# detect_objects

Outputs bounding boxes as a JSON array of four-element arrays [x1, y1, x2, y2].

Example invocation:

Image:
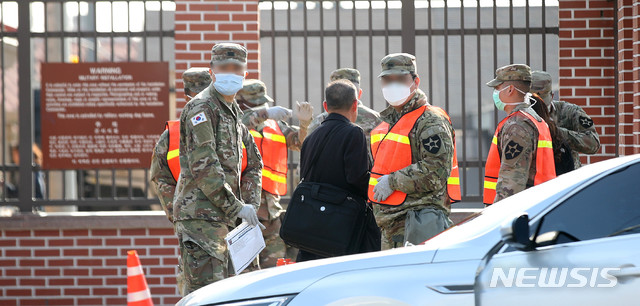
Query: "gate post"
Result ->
[[17, 1, 33, 212], [401, 0, 416, 54]]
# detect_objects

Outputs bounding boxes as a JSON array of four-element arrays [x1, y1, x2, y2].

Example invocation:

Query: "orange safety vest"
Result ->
[[368, 105, 461, 205], [165, 121, 248, 180], [165, 121, 180, 181], [250, 119, 288, 196], [483, 110, 556, 205]]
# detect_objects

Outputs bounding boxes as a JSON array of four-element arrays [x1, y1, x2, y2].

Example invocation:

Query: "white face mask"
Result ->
[[382, 82, 415, 106]]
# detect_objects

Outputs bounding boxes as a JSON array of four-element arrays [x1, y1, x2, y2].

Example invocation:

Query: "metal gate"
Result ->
[[0, 1, 175, 212], [259, 0, 559, 205]]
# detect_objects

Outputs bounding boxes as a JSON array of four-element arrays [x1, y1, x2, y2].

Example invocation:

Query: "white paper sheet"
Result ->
[[225, 222, 265, 275]]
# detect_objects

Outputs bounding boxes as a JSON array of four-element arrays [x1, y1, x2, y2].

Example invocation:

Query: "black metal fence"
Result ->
[[0, 0, 175, 212], [259, 0, 559, 205]]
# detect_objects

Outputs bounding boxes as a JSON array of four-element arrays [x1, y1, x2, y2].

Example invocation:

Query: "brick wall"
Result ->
[[0, 214, 180, 306], [558, 0, 640, 161], [616, 0, 640, 155], [558, 0, 617, 163], [174, 0, 261, 116]]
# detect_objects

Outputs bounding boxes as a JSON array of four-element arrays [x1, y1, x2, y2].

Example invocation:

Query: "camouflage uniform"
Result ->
[[173, 43, 263, 295], [486, 64, 546, 203], [373, 54, 455, 249], [150, 68, 212, 223], [531, 71, 600, 170], [237, 80, 308, 268], [149, 67, 213, 296], [308, 68, 382, 147]]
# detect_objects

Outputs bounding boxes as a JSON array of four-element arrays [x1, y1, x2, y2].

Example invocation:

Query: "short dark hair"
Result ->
[[504, 80, 531, 93], [324, 80, 357, 111]]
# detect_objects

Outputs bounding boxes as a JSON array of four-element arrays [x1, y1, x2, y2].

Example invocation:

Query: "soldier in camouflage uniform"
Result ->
[[237, 80, 313, 268], [172, 43, 263, 295], [151, 68, 212, 223], [149, 67, 212, 296], [371, 53, 455, 249], [530, 70, 600, 171], [485, 64, 554, 203], [308, 68, 382, 148]]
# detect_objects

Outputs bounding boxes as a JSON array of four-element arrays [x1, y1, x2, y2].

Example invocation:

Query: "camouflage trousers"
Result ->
[[380, 207, 453, 250], [175, 220, 232, 296], [258, 217, 286, 268]]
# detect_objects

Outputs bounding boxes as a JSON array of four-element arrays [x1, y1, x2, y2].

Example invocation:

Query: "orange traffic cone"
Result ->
[[127, 250, 154, 306]]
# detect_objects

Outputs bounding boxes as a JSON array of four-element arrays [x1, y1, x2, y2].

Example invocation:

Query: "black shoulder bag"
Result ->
[[279, 127, 368, 258]]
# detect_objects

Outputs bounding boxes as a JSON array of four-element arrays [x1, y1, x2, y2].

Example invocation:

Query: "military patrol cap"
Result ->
[[210, 43, 247, 66], [378, 53, 417, 78], [237, 79, 274, 105], [182, 67, 212, 95], [330, 68, 361, 85], [530, 70, 553, 105], [486, 64, 532, 87]]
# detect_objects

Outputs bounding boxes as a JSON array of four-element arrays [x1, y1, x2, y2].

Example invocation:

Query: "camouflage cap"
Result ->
[[530, 70, 553, 104], [486, 64, 532, 87], [182, 67, 212, 95], [237, 79, 274, 105], [330, 68, 361, 85], [210, 43, 247, 66], [378, 53, 416, 78]]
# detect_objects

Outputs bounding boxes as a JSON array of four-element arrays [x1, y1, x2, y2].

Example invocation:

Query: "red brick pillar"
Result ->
[[616, 0, 640, 155], [174, 0, 261, 115], [558, 0, 616, 163]]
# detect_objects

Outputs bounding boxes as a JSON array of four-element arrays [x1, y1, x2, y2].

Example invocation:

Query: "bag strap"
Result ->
[[301, 125, 339, 181]]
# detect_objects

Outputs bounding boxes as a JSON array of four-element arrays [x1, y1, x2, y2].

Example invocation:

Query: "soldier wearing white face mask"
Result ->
[[368, 53, 458, 249]]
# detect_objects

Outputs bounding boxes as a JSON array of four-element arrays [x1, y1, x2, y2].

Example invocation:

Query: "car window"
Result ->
[[534, 162, 640, 244]]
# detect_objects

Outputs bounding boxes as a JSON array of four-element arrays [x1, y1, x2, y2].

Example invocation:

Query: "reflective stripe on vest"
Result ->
[[252, 119, 288, 196], [165, 121, 180, 181], [483, 110, 557, 205], [368, 105, 426, 205], [369, 105, 461, 204]]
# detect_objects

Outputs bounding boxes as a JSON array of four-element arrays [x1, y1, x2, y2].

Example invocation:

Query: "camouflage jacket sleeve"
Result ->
[[242, 104, 270, 130], [149, 130, 176, 223], [556, 104, 600, 155], [307, 112, 327, 136], [494, 117, 537, 202], [240, 124, 263, 209], [388, 115, 454, 195], [279, 121, 306, 152], [183, 106, 244, 219]]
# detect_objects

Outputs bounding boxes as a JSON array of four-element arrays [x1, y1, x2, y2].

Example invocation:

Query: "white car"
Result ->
[[178, 155, 640, 306]]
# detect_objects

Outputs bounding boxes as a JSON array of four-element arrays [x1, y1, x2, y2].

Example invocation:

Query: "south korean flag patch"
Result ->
[[191, 112, 208, 126]]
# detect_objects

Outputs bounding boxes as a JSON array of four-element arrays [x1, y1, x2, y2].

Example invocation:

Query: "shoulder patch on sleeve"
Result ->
[[504, 140, 524, 160], [191, 112, 208, 126], [579, 116, 593, 128], [422, 134, 442, 154]]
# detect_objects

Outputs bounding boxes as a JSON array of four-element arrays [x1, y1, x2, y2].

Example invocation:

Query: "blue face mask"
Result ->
[[492, 86, 509, 111], [213, 73, 244, 95]]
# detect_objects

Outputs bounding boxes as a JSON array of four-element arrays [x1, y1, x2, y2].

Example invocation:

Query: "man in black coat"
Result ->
[[297, 79, 380, 262]]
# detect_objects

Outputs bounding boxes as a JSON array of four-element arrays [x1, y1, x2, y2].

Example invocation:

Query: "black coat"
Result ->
[[299, 113, 370, 199], [296, 112, 380, 262]]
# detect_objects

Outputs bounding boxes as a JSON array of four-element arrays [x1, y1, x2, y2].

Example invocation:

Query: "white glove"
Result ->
[[373, 175, 394, 202], [295, 101, 314, 126], [237, 204, 265, 229], [266, 106, 292, 121]]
